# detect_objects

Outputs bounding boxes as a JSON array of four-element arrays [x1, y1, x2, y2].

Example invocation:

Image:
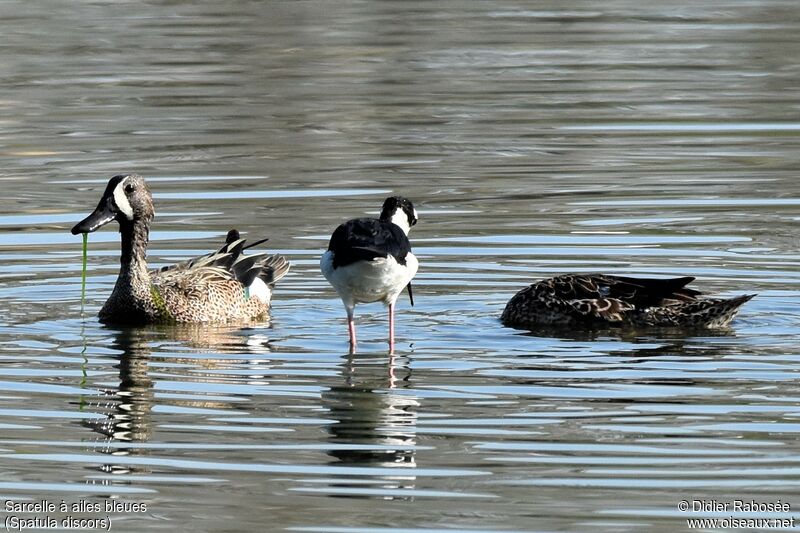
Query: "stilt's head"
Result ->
[[71, 174, 153, 234], [379, 196, 418, 235]]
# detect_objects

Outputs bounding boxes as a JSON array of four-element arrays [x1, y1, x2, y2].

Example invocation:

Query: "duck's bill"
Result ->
[[71, 202, 116, 235]]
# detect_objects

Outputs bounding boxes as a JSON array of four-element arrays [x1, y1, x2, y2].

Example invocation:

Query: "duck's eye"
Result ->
[[124, 183, 135, 194]]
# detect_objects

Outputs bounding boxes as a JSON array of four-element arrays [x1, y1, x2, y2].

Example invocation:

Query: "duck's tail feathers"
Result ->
[[675, 293, 756, 328]]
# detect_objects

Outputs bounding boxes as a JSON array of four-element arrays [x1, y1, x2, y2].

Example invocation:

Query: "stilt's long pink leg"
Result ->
[[347, 307, 357, 354], [388, 303, 395, 355]]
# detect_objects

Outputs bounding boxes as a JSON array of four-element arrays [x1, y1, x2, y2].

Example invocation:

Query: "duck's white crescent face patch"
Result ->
[[113, 179, 134, 220]]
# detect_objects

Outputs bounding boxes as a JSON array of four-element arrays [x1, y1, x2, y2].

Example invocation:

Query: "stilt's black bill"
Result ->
[[406, 282, 414, 306]]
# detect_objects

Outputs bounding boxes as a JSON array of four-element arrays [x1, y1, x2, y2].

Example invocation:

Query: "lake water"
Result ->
[[1, 1, 799, 531]]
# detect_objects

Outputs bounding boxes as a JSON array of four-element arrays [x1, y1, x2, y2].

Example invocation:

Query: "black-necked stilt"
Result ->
[[321, 196, 419, 353]]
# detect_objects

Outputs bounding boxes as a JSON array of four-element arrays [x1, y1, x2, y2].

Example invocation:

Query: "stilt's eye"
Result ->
[[125, 183, 135, 194]]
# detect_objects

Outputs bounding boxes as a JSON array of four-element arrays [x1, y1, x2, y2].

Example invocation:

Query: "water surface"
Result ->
[[1, 1, 799, 532]]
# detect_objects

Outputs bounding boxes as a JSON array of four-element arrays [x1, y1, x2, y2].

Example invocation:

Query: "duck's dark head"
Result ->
[[225, 229, 241, 244], [379, 196, 418, 235], [71, 174, 153, 235]]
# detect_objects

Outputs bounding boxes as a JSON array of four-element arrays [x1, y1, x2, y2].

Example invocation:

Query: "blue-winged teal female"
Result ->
[[501, 274, 753, 329]]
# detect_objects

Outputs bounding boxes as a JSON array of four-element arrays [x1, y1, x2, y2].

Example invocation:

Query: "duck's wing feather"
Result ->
[[257, 254, 291, 287], [153, 232, 290, 290], [156, 236, 244, 274], [541, 274, 701, 322], [328, 218, 411, 268], [545, 274, 700, 307], [231, 254, 263, 288]]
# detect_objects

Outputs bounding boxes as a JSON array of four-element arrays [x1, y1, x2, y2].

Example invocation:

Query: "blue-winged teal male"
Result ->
[[72, 174, 290, 324]]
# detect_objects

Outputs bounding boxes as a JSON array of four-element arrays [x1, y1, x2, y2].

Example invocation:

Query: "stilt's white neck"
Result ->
[[389, 210, 411, 235]]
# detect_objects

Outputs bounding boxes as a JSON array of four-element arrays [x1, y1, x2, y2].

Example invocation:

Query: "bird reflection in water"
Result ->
[[76, 323, 276, 483], [78, 328, 155, 479], [320, 353, 420, 498]]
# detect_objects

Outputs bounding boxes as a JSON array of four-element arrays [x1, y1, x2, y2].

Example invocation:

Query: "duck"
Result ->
[[321, 196, 419, 353], [71, 174, 290, 324], [501, 274, 754, 329]]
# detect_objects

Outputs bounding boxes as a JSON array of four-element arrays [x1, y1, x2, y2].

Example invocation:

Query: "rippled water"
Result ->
[[1, 1, 799, 531]]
